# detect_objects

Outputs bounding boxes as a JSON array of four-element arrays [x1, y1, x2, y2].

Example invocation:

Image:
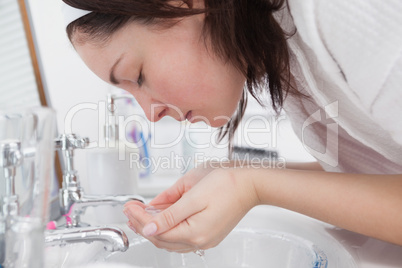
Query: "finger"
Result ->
[[124, 208, 194, 252], [146, 238, 194, 252], [124, 200, 147, 209], [123, 192, 206, 247], [152, 209, 208, 245], [128, 224, 194, 251], [143, 192, 205, 237], [124, 203, 153, 227], [150, 167, 208, 207], [126, 220, 138, 234], [125, 205, 189, 244], [149, 178, 186, 206], [170, 248, 198, 254]]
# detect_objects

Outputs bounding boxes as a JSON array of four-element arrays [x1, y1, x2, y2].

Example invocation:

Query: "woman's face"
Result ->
[[73, 15, 246, 127]]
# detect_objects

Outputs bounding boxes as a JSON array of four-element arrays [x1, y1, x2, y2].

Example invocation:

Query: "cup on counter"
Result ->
[[0, 107, 55, 268], [86, 145, 140, 224]]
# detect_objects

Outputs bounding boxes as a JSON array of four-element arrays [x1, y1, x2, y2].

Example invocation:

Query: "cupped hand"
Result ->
[[123, 168, 258, 252]]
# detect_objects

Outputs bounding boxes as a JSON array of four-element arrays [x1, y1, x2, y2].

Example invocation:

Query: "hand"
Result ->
[[151, 161, 219, 207], [123, 168, 259, 252]]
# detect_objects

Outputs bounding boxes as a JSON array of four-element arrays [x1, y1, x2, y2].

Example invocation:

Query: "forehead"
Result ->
[[71, 19, 129, 48], [70, 16, 176, 46], [73, 31, 125, 84], [72, 22, 169, 83]]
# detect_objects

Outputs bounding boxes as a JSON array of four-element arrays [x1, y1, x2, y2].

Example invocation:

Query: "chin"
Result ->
[[208, 118, 230, 128], [190, 118, 227, 127], [192, 112, 233, 127]]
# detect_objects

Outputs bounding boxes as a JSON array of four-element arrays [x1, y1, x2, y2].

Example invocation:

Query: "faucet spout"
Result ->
[[45, 226, 129, 252], [62, 191, 145, 227], [79, 194, 146, 208]]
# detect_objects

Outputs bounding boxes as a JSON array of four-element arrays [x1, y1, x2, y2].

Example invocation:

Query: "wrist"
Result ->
[[226, 167, 261, 210], [232, 166, 282, 207]]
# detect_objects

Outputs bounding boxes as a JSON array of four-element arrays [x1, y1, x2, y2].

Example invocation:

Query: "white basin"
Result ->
[[100, 228, 330, 268], [45, 205, 402, 268], [89, 206, 358, 268]]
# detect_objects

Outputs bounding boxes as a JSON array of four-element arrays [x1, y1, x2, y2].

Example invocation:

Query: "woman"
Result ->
[[62, 0, 402, 251]]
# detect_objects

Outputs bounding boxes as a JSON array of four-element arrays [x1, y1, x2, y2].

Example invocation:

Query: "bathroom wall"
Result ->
[[27, 0, 314, 192], [28, 0, 117, 190]]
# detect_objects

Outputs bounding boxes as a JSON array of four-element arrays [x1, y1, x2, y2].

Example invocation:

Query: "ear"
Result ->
[[181, 0, 205, 9], [183, 0, 193, 8], [191, 0, 205, 9]]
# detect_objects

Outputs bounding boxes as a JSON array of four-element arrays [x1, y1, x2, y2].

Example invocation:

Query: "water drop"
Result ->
[[194, 250, 209, 267], [194, 249, 205, 257], [180, 253, 186, 266]]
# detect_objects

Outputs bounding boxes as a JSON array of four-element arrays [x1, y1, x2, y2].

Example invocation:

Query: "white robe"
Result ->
[[277, 0, 402, 173]]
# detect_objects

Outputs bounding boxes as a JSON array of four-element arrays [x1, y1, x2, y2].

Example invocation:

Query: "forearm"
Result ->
[[197, 160, 323, 171], [237, 167, 402, 245], [280, 161, 324, 171]]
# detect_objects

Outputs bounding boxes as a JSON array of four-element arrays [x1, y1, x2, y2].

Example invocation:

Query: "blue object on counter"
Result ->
[[128, 124, 151, 178], [138, 131, 151, 178]]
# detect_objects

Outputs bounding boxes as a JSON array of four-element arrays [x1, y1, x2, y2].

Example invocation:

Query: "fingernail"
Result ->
[[143, 222, 157, 237]]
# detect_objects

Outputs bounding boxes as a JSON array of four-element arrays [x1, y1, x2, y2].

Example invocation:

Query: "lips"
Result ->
[[185, 110, 192, 122], [158, 109, 167, 119]]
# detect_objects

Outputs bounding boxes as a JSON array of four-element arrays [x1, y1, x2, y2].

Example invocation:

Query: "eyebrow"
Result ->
[[109, 56, 123, 85]]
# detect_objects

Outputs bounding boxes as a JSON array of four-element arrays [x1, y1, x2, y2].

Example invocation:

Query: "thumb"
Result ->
[[142, 195, 202, 237]]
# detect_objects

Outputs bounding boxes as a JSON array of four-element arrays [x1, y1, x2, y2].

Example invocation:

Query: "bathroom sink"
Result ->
[[45, 205, 402, 268], [89, 206, 357, 268], [100, 228, 330, 268]]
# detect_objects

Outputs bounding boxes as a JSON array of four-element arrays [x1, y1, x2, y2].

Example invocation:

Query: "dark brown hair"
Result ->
[[64, 0, 295, 153]]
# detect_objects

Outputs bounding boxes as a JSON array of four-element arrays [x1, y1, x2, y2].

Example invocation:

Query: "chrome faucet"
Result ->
[[0, 139, 41, 266], [0, 140, 22, 220], [55, 133, 145, 227], [44, 133, 144, 252], [45, 226, 129, 252], [1, 140, 23, 265]]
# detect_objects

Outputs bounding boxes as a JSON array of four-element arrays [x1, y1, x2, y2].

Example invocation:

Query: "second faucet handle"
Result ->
[[55, 134, 89, 151]]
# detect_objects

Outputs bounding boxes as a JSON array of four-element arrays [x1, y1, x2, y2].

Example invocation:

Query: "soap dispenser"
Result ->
[[86, 93, 140, 224]]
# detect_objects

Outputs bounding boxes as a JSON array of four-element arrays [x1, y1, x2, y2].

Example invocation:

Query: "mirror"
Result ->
[[0, 0, 62, 218]]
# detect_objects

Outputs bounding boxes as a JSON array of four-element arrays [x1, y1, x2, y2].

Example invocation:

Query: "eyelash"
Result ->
[[137, 71, 143, 86]]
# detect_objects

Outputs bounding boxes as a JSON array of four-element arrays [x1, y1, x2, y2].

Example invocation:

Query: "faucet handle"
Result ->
[[0, 140, 23, 169], [55, 134, 89, 151], [0, 140, 22, 190], [70, 135, 89, 149], [55, 134, 89, 190]]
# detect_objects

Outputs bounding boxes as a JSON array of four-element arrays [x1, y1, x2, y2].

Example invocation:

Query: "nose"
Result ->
[[133, 92, 167, 122], [148, 103, 168, 122]]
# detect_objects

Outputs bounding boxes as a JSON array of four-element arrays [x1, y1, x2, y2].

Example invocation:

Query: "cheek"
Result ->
[[147, 52, 210, 105], [145, 40, 245, 123]]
